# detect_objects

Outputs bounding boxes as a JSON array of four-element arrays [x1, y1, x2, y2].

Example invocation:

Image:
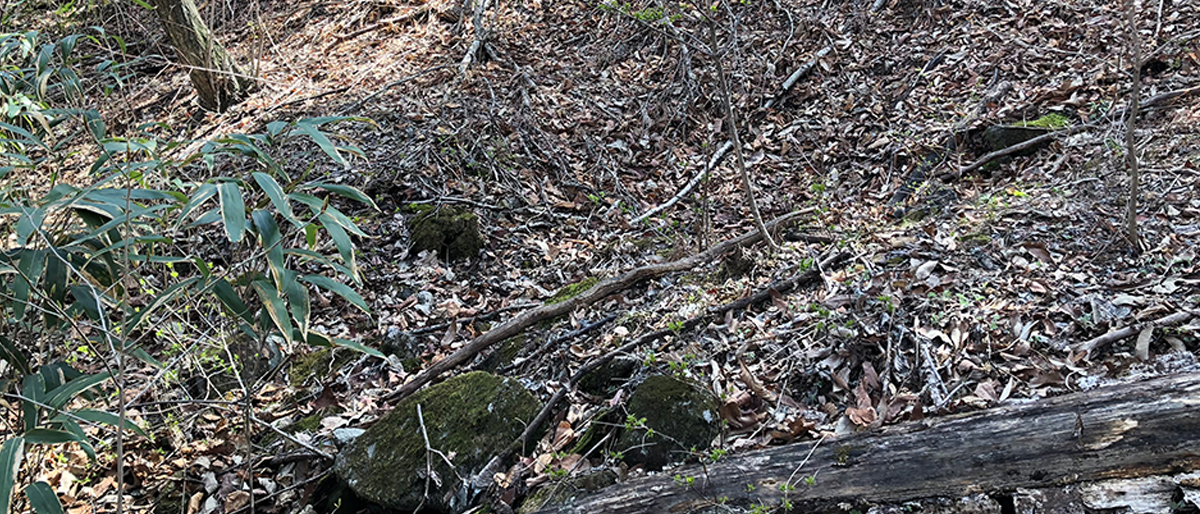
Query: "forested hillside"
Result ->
[[0, 0, 1197, 513]]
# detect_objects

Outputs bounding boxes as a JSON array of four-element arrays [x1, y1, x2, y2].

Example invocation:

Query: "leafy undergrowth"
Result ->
[[3, 0, 1199, 513]]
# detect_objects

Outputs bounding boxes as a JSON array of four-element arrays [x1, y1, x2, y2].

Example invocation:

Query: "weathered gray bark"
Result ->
[[150, 0, 256, 112], [532, 372, 1200, 514]]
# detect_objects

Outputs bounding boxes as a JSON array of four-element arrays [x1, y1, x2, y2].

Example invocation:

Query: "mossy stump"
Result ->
[[334, 371, 540, 513]]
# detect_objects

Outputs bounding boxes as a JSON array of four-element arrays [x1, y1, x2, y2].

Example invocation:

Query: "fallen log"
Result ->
[[531, 372, 1200, 514]]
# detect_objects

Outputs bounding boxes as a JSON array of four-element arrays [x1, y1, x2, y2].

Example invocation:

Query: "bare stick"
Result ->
[[632, 141, 732, 224], [708, 19, 776, 250], [1123, 0, 1143, 249], [384, 211, 804, 404], [1071, 311, 1196, 358]]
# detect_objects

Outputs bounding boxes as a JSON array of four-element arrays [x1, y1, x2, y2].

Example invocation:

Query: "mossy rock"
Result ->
[[334, 371, 541, 513], [1017, 113, 1070, 129], [984, 121, 1051, 156], [409, 205, 484, 260], [617, 375, 719, 471]]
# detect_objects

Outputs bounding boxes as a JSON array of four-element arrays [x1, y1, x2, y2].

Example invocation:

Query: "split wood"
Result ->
[[1071, 310, 1197, 357], [383, 210, 805, 404]]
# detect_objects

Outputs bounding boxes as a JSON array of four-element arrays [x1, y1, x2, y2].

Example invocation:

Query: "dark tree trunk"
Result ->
[[150, 0, 256, 112], [531, 372, 1200, 514]]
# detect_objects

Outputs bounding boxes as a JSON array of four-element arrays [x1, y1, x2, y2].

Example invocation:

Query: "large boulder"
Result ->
[[618, 374, 720, 471], [335, 371, 541, 513]]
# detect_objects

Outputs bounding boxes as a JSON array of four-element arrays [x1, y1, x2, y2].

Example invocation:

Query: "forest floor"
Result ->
[[14, 0, 1200, 512]]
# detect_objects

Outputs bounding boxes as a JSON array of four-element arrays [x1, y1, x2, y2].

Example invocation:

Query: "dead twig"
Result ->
[[708, 17, 776, 250]]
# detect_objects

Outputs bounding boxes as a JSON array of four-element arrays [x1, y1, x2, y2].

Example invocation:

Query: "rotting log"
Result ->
[[531, 372, 1200, 514]]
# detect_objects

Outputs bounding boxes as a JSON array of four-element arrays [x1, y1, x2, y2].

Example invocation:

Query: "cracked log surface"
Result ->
[[532, 373, 1200, 514]]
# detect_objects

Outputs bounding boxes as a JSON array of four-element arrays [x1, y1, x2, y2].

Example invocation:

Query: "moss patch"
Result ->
[[334, 371, 541, 513], [288, 348, 355, 387], [408, 205, 484, 260], [547, 277, 600, 304], [1018, 113, 1070, 129]]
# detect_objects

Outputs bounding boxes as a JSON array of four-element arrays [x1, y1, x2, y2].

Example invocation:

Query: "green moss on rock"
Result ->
[[618, 374, 719, 471], [409, 206, 484, 260], [334, 371, 541, 513]]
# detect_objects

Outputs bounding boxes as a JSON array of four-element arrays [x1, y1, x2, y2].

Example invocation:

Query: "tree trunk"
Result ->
[[531, 372, 1200, 514], [150, 0, 256, 112]]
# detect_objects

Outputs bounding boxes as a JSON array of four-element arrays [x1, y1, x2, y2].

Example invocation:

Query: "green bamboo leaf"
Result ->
[[16, 206, 46, 246], [61, 409, 148, 438], [45, 372, 111, 411], [295, 120, 348, 168], [330, 337, 384, 358], [53, 419, 95, 461], [285, 248, 355, 280], [21, 374, 43, 432], [318, 206, 368, 237], [307, 183, 378, 210], [178, 182, 217, 225], [25, 481, 64, 514], [251, 210, 285, 286], [83, 109, 105, 141], [211, 278, 253, 325], [252, 280, 293, 345], [126, 346, 164, 369], [217, 181, 246, 243], [282, 271, 310, 339], [0, 436, 26, 514], [301, 274, 369, 314], [252, 173, 298, 226], [0, 121, 48, 149], [0, 336, 29, 375], [68, 285, 102, 321], [23, 429, 82, 445], [317, 213, 357, 280]]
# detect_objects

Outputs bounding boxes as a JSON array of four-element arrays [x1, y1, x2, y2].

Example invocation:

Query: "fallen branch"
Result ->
[[383, 210, 806, 404], [467, 250, 851, 501], [938, 124, 1097, 180], [1071, 310, 1197, 357], [531, 372, 1200, 514], [632, 141, 733, 225]]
